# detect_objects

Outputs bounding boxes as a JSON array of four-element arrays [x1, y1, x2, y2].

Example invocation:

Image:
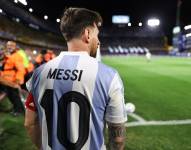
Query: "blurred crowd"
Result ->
[[0, 41, 56, 116]]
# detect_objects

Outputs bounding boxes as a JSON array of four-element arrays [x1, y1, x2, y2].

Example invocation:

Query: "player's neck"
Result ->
[[67, 39, 90, 55]]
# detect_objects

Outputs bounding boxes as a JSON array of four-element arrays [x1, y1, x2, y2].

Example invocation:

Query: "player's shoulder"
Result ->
[[98, 61, 118, 76], [33, 63, 46, 77]]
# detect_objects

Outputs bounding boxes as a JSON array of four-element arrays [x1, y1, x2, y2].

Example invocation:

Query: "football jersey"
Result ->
[[27, 51, 127, 150]]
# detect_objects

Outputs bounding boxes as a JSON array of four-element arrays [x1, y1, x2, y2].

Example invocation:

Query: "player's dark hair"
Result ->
[[60, 7, 102, 41]]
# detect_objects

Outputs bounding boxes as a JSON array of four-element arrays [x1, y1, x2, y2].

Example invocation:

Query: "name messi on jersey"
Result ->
[[47, 68, 83, 81]]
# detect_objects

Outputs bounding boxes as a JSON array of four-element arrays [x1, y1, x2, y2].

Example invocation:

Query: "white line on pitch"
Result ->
[[128, 113, 146, 122], [125, 119, 191, 127]]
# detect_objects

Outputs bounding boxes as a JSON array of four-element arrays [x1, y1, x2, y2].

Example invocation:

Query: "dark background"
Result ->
[[26, 0, 191, 39]]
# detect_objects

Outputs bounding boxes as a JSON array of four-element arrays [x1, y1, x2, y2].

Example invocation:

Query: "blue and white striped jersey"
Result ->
[[27, 51, 127, 150]]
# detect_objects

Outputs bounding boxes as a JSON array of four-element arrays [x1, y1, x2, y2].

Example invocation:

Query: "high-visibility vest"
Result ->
[[17, 49, 29, 68], [0, 52, 25, 84]]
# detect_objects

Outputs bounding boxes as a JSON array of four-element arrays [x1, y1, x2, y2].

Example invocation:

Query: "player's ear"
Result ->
[[82, 28, 91, 43]]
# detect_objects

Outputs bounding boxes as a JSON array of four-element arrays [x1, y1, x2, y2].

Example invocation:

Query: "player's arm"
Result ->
[[106, 72, 127, 150], [107, 122, 126, 150], [25, 109, 41, 149], [24, 93, 41, 149]]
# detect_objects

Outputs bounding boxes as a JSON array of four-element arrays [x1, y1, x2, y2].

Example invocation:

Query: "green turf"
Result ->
[[103, 56, 191, 121], [0, 56, 191, 150], [0, 113, 37, 150], [103, 56, 191, 150], [0, 99, 37, 150], [126, 125, 191, 150]]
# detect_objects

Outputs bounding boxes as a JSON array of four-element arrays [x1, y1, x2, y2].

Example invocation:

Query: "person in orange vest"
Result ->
[[34, 49, 56, 68], [0, 41, 25, 116]]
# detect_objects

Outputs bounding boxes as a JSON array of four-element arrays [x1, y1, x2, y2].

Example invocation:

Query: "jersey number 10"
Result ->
[[40, 90, 91, 150]]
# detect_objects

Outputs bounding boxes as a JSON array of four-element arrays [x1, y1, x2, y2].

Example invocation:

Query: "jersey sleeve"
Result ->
[[105, 72, 127, 124], [25, 92, 36, 112], [26, 75, 33, 92]]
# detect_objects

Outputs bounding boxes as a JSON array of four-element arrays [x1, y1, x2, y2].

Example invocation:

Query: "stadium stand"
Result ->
[[0, 15, 66, 51], [100, 26, 167, 55], [0, 2, 168, 56]]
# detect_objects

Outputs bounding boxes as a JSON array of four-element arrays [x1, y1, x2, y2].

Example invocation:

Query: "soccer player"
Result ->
[[145, 51, 151, 62], [24, 7, 127, 150]]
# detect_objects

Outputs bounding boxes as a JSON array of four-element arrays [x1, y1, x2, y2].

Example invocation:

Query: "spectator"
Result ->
[[0, 41, 25, 116], [34, 49, 56, 68]]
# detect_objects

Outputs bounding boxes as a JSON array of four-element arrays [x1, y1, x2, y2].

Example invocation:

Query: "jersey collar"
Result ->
[[59, 51, 89, 56]]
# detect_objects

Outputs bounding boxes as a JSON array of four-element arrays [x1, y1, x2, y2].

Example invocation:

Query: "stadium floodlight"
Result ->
[[18, 0, 27, 5], [14, 0, 18, 3], [139, 22, 143, 26], [0, 9, 2, 13], [33, 50, 37, 55], [128, 22, 131, 27], [184, 25, 191, 30], [186, 33, 191, 38], [16, 18, 20, 22], [173, 26, 181, 34], [56, 18, 60, 23], [147, 18, 160, 27], [112, 15, 130, 24], [29, 8, 33, 13], [44, 15, 48, 20]]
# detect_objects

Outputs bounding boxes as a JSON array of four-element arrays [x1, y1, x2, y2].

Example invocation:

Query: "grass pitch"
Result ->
[[103, 56, 191, 150]]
